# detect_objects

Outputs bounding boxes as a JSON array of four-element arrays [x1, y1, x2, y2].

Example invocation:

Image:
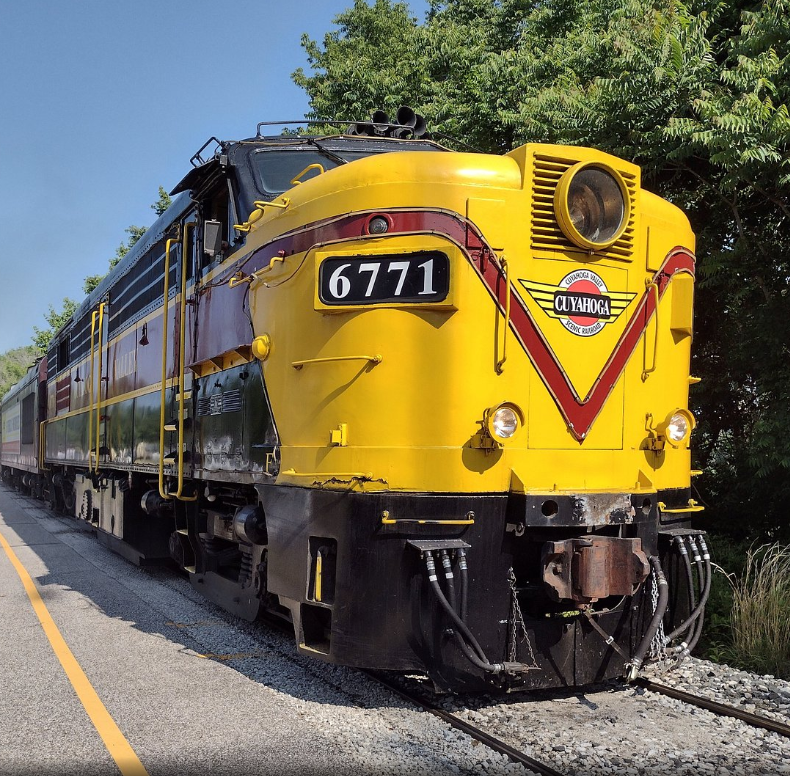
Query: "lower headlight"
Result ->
[[485, 402, 524, 441], [665, 409, 696, 445], [492, 407, 518, 438]]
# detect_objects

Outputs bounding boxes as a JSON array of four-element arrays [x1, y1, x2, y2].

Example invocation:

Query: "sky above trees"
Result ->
[[0, 0, 429, 354]]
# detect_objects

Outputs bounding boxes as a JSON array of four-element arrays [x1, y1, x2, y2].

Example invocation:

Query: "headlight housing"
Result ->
[[484, 402, 524, 441], [554, 162, 629, 250], [661, 409, 696, 447]]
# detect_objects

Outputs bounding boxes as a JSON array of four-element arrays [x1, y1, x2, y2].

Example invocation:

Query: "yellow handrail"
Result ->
[[94, 301, 106, 474], [658, 500, 705, 514], [158, 237, 177, 500], [642, 279, 660, 381], [380, 511, 475, 526], [495, 255, 509, 374], [233, 198, 290, 233], [88, 310, 98, 471], [291, 354, 382, 369], [175, 223, 197, 501], [289, 163, 325, 186]]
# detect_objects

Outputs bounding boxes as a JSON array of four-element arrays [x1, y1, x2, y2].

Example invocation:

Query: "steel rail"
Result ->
[[365, 671, 565, 776], [635, 678, 790, 738]]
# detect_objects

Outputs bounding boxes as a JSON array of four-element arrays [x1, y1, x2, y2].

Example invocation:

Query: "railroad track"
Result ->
[[634, 677, 790, 739], [365, 671, 565, 776]]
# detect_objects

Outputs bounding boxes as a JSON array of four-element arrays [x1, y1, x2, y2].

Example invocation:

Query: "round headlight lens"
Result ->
[[667, 413, 691, 443], [492, 407, 519, 439], [556, 164, 628, 248]]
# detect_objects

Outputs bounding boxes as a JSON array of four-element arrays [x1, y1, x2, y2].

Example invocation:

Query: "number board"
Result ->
[[319, 252, 449, 305]]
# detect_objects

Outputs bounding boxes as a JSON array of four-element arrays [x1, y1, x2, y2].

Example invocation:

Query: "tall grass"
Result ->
[[729, 543, 790, 678]]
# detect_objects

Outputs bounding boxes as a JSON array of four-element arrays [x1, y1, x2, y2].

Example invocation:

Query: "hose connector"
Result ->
[[424, 551, 438, 582]]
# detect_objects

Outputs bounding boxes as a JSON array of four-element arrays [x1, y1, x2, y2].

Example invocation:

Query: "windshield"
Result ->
[[251, 148, 376, 195]]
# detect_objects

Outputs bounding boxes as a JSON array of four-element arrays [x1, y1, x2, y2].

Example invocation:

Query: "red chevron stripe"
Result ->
[[475, 246, 695, 440], [243, 209, 694, 442]]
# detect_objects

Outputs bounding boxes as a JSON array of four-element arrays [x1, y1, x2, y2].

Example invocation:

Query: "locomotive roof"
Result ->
[[49, 123, 449, 348], [70, 192, 194, 329], [171, 132, 447, 197]]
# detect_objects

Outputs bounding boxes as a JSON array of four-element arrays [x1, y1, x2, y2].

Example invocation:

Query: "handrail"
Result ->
[[381, 511, 475, 526], [158, 237, 177, 500], [289, 163, 325, 186], [175, 223, 198, 501], [658, 500, 705, 514], [495, 255, 509, 374], [292, 354, 382, 369], [642, 279, 660, 380], [88, 310, 98, 471], [233, 197, 290, 233], [227, 254, 288, 289], [94, 301, 106, 474]]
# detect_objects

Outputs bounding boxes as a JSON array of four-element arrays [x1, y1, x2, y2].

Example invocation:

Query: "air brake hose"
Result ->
[[627, 555, 668, 681], [439, 550, 458, 612], [664, 535, 712, 646], [457, 548, 469, 622], [662, 535, 698, 643], [679, 534, 697, 611], [423, 552, 503, 674], [674, 537, 711, 658]]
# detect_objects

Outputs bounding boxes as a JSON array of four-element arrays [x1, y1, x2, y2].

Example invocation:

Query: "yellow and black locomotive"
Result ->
[[1, 110, 708, 690]]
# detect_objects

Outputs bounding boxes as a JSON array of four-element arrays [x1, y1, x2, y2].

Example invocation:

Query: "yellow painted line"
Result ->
[[0, 530, 149, 776]]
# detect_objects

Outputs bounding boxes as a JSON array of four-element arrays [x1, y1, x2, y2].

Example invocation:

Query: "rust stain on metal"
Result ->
[[541, 536, 649, 603]]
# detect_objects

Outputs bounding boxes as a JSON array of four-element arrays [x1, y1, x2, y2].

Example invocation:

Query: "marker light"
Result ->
[[367, 215, 390, 234], [554, 163, 629, 250]]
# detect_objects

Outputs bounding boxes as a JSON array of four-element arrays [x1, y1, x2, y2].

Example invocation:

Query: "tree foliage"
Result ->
[[31, 297, 78, 352], [151, 186, 173, 217], [0, 345, 39, 399], [295, 0, 790, 540], [34, 188, 168, 347]]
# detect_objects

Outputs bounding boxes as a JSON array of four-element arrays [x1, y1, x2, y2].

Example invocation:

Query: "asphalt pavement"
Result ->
[[0, 484, 385, 776]]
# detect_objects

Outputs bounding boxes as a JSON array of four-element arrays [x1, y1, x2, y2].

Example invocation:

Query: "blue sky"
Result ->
[[0, 0, 428, 353]]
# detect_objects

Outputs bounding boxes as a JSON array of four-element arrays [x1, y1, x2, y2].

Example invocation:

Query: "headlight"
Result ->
[[663, 409, 695, 446], [554, 163, 629, 249], [492, 407, 518, 438], [484, 402, 524, 441]]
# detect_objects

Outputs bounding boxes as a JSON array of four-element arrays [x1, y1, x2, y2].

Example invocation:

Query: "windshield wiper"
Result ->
[[307, 138, 349, 167]]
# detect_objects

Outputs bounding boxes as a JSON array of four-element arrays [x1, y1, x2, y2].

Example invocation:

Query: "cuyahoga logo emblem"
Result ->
[[520, 270, 636, 337]]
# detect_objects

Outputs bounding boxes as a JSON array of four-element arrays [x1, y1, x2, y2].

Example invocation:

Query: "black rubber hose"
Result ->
[[424, 552, 499, 672], [457, 548, 469, 623], [439, 550, 457, 613], [661, 535, 697, 645], [665, 536, 712, 646], [627, 555, 669, 680], [679, 535, 697, 611], [676, 538, 711, 657]]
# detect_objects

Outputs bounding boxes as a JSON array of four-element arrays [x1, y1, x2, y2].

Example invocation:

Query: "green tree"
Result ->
[[0, 345, 39, 398], [111, 224, 148, 269], [32, 297, 78, 352], [295, 0, 790, 539], [151, 185, 173, 217]]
